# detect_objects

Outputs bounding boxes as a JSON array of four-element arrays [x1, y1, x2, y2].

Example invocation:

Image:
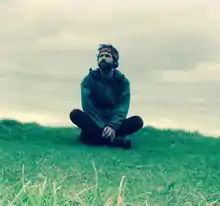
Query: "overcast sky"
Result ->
[[1, 0, 220, 137]]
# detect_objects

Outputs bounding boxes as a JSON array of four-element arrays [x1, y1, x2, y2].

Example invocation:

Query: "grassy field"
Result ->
[[0, 119, 220, 206]]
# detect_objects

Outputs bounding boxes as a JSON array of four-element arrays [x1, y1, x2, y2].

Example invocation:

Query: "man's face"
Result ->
[[97, 52, 114, 70], [98, 52, 113, 63]]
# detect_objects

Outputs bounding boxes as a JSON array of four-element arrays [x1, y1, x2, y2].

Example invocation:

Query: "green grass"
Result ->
[[0, 119, 220, 205]]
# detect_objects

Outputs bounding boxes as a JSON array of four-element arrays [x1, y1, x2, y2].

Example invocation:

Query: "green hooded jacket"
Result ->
[[81, 68, 130, 131]]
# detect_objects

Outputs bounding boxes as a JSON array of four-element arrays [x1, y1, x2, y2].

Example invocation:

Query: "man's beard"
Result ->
[[98, 60, 113, 71]]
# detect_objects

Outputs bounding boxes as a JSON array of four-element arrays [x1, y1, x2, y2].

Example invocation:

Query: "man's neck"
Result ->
[[99, 68, 113, 79]]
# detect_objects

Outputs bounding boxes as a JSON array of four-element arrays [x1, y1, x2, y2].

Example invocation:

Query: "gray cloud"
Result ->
[[1, 0, 220, 82], [1, 1, 220, 59]]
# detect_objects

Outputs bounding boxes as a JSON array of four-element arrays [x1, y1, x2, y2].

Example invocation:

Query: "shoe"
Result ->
[[79, 130, 87, 143], [123, 136, 132, 149], [110, 135, 131, 149], [79, 130, 106, 146]]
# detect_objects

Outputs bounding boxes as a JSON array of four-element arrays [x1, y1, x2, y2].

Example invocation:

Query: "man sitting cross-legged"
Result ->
[[69, 44, 144, 149]]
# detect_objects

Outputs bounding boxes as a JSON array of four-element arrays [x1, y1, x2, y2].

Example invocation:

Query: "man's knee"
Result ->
[[132, 115, 144, 129], [69, 109, 83, 122]]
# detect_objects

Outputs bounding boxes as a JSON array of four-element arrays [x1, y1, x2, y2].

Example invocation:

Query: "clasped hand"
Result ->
[[102, 126, 116, 142]]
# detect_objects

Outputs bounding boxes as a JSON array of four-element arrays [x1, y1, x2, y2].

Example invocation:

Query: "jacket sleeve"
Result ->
[[106, 79, 130, 130], [81, 76, 106, 129]]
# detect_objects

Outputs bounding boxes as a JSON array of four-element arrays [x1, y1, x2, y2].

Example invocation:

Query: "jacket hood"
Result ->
[[89, 68, 125, 80]]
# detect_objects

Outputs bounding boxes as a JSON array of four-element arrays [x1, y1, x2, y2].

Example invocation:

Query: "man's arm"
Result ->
[[81, 76, 106, 129], [106, 79, 130, 130]]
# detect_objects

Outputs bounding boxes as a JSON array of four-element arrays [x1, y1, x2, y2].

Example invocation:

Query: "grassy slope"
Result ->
[[0, 119, 220, 206]]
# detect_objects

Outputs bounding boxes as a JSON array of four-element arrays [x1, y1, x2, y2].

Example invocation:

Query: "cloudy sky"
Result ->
[[1, 0, 220, 137]]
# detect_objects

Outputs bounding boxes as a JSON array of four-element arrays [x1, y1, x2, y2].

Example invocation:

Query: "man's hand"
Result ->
[[102, 126, 116, 141]]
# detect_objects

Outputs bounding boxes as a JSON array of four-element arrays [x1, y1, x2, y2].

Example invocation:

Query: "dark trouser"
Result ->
[[69, 109, 144, 145]]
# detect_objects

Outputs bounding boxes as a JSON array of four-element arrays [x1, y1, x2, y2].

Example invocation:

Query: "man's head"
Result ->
[[97, 44, 119, 72]]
